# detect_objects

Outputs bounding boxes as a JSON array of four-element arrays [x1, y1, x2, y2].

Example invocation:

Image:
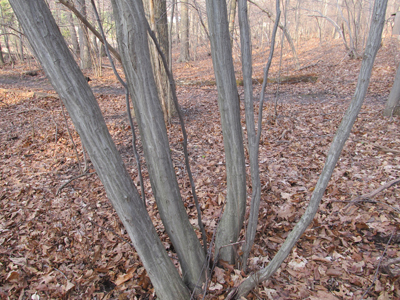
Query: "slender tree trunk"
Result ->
[[230, 0, 388, 296], [68, 11, 80, 57], [179, 0, 190, 61], [76, 0, 92, 69], [238, 0, 261, 271], [111, 0, 205, 291], [17, 24, 23, 61], [228, 0, 237, 48], [168, 0, 176, 120], [384, 62, 400, 116], [144, 0, 173, 121], [206, 0, 246, 264], [0, 40, 4, 66], [9, 0, 190, 299]]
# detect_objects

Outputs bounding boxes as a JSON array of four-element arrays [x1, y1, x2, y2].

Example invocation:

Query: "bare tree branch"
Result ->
[[58, 0, 121, 63]]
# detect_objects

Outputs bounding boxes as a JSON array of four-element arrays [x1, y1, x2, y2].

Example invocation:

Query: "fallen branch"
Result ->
[[382, 257, 400, 277], [56, 171, 95, 195], [361, 231, 394, 299], [373, 144, 400, 154], [343, 178, 400, 212]]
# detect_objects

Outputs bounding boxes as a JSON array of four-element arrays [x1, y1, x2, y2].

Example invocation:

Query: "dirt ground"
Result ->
[[0, 39, 399, 299]]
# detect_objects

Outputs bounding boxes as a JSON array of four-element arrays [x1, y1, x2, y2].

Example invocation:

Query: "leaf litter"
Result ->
[[0, 39, 399, 299]]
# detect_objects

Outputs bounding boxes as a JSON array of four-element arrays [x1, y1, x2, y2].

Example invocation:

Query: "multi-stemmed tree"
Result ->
[[9, 0, 387, 298]]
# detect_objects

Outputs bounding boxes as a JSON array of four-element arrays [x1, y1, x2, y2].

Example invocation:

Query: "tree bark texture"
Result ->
[[67, 11, 80, 57], [179, 0, 190, 61], [9, 0, 190, 298], [144, 0, 173, 121], [110, 0, 206, 290], [228, 0, 237, 48], [230, 0, 388, 297], [384, 62, 400, 116], [76, 0, 92, 69], [238, 0, 262, 271], [206, 0, 247, 264]]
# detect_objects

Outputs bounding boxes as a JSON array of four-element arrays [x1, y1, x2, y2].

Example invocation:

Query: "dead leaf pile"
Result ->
[[0, 38, 399, 299]]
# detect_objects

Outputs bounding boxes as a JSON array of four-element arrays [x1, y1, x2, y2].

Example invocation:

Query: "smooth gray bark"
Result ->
[[228, 0, 237, 48], [229, 0, 387, 297], [76, 0, 92, 69], [238, 0, 260, 271], [9, 0, 190, 299], [67, 11, 80, 57], [384, 62, 400, 116], [239, 0, 280, 271], [206, 0, 247, 264], [144, 0, 172, 121], [179, 0, 190, 61], [111, 0, 206, 290]]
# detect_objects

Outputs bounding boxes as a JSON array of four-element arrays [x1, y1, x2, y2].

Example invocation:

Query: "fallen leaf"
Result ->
[[6, 270, 19, 281], [326, 268, 342, 276]]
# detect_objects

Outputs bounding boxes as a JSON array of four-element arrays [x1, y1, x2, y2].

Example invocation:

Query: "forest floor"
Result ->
[[0, 38, 400, 300]]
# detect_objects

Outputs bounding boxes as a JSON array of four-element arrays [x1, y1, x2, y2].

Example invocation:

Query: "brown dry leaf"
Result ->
[[1, 40, 399, 299], [326, 268, 342, 276], [63, 280, 75, 293], [377, 291, 390, 300], [114, 266, 137, 286], [214, 266, 225, 283], [309, 290, 339, 300], [9, 256, 27, 266], [6, 270, 19, 281], [217, 193, 225, 205]]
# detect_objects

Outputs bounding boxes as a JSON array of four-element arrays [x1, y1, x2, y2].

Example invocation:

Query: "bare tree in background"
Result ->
[[76, 0, 92, 69], [179, 0, 190, 61], [384, 62, 400, 116]]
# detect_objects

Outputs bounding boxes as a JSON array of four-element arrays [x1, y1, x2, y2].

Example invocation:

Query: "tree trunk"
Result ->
[[9, 0, 190, 299], [0, 40, 4, 66], [144, 0, 173, 121], [111, 0, 206, 291], [384, 62, 400, 116], [230, 0, 388, 297], [206, 0, 246, 264], [179, 0, 190, 61], [238, 0, 265, 272], [17, 24, 23, 61], [67, 11, 80, 57], [76, 0, 92, 69], [228, 0, 237, 48]]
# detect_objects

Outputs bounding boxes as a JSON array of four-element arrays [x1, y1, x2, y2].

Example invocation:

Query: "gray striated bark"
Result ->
[[384, 62, 400, 116], [206, 0, 247, 264], [110, 0, 206, 291], [9, 0, 190, 298]]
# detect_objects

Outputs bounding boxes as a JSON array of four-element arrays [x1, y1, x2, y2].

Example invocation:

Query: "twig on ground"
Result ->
[[60, 100, 82, 173], [56, 171, 95, 195], [84, 216, 134, 249], [343, 178, 400, 212], [373, 144, 400, 154], [361, 230, 395, 299]]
